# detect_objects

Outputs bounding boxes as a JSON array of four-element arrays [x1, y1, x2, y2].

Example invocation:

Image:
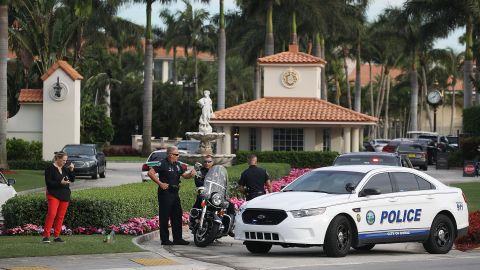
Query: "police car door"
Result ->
[[355, 172, 403, 244], [387, 172, 435, 239]]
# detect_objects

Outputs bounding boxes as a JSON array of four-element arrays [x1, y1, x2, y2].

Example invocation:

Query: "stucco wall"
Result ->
[[42, 69, 81, 160], [6, 104, 43, 142], [331, 128, 343, 153], [418, 103, 462, 135], [263, 66, 322, 98]]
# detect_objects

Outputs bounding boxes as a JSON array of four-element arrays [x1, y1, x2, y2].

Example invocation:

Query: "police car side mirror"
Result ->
[[345, 183, 355, 193], [7, 178, 16, 186], [359, 188, 381, 197]]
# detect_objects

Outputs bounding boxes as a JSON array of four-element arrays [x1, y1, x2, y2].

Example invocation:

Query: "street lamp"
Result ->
[[426, 81, 443, 132]]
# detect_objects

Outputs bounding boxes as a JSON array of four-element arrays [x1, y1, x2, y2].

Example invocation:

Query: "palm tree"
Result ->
[[217, 0, 226, 110], [158, 9, 182, 83], [0, 0, 8, 169], [405, 0, 480, 109]]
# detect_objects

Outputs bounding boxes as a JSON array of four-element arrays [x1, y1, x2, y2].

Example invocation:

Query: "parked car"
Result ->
[[140, 149, 187, 182], [62, 144, 106, 179], [370, 139, 391, 152], [397, 142, 428, 170], [176, 140, 201, 154], [382, 139, 411, 153], [235, 165, 469, 257], [333, 152, 413, 168], [0, 171, 16, 219]]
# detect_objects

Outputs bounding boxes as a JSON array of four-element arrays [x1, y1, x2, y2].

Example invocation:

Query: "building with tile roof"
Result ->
[[210, 45, 377, 154]]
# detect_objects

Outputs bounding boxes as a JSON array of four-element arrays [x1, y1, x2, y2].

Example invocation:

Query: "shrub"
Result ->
[[463, 106, 480, 136], [235, 150, 339, 168], [6, 138, 42, 161], [103, 145, 140, 156], [8, 160, 51, 170], [2, 163, 291, 228], [460, 136, 480, 161]]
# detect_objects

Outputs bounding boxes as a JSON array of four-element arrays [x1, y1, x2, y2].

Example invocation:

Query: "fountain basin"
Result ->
[[179, 153, 236, 166]]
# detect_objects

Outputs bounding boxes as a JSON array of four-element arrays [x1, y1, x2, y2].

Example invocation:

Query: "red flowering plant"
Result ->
[[454, 211, 480, 251]]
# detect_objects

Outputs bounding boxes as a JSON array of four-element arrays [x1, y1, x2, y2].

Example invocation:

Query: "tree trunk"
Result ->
[[0, 4, 8, 169], [343, 48, 352, 109], [105, 83, 111, 118], [383, 76, 391, 139], [290, 11, 297, 44], [172, 46, 177, 84], [265, 0, 274, 56], [421, 66, 433, 131], [354, 42, 361, 112], [464, 16, 473, 109], [374, 65, 385, 118], [368, 62, 374, 138], [409, 68, 419, 132], [142, 1, 153, 156], [194, 46, 199, 95], [320, 37, 327, 101], [335, 78, 341, 105], [217, 0, 225, 110], [450, 82, 456, 135], [254, 64, 261, 99]]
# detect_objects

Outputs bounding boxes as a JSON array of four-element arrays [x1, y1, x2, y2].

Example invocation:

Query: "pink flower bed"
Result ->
[[0, 168, 311, 237]]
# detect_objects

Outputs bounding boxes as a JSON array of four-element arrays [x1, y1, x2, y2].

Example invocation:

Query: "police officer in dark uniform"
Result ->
[[239, 154, 272, 201], [148, 146, 196, 245]]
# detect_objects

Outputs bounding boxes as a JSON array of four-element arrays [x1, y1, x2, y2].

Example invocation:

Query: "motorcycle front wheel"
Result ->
[[193, 220, 220, 247]]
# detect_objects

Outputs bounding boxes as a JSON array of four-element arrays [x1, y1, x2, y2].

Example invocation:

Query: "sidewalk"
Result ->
[[0, 229, 232, 270], [424, 167, 479, 184]]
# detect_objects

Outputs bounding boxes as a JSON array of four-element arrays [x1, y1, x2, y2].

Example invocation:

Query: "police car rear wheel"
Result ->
[[353, 244, 375, 251], [245, 241, 272, 254], [423, 214, 454, 254], [323, 215, 352, 257]]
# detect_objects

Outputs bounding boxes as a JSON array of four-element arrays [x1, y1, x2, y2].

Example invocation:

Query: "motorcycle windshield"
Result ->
[[202, 165, 228, 199]]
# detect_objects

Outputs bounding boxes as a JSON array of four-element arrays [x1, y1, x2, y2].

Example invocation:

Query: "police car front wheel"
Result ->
[[323, 215, 353, 257], [423, 214, 455, 254]]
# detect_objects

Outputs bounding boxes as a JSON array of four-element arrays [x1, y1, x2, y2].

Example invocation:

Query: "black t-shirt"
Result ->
[[45, 163, 75, 201], [153, 158, 187, 188], [194, 167, 210, 187], [238, 165, 270, 193]]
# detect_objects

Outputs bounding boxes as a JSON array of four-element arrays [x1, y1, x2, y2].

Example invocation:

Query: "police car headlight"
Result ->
[[239, 204, 247, 214], [290, 207, 326, 218], [210, 193, 222, 206]]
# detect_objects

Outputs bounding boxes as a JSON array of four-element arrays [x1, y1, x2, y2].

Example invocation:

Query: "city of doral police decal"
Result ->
[[281, 68, 300, 89], [366, 210, 375, 225]]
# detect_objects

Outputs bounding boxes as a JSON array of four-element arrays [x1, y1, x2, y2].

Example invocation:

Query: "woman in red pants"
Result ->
[[43, 151, 75, 243]]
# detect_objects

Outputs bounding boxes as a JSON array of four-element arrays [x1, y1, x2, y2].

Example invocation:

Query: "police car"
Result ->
[[235, 165, 469, 257]]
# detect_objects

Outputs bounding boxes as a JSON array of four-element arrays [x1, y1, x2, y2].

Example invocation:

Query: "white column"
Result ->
[[351, 127, 359, 152], [162, 60, 169, 83], [260, 128, 273, 151], [343, 127, 351, 153], [223, 125, 231, 154], [239, 127, 250, 151]]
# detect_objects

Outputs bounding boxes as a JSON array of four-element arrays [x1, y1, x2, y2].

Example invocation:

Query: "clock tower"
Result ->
[[41, 61, 83, 160]]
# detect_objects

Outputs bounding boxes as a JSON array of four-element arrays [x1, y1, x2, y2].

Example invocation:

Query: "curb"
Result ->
[[132, 230, 160, 248]]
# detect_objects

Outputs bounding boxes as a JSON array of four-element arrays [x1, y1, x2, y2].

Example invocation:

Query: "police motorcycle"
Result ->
[[189, 164, 235, 247]]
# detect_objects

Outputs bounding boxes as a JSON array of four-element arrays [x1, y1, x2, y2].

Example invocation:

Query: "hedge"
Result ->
[[2, 162, 290, 229], [235, 150, 339, 168], [463, 106, 480, 136], [7, 160, 51, 170], [6, 138, 42, 161]]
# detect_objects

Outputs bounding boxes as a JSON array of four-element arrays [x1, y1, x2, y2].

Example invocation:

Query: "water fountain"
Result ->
[[179, 90, 236, 166]]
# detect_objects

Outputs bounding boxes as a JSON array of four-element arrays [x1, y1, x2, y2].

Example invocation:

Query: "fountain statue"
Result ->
[[180, 90, 236, 165]]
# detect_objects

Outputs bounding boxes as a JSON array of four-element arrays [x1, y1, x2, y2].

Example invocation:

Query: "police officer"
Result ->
[[238, 154, 272, 201], [148, 146, 196, 245]]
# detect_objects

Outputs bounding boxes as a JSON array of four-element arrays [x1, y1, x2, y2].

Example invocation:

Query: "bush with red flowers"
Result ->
[[455, 211, 480, 251]]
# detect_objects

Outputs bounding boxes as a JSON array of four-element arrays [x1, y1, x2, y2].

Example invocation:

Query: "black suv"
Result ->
[[62, 144, 106, 179]]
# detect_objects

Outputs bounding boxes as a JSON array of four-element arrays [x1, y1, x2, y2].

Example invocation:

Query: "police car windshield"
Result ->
[[334, 156, 399, 166], [283, 171, 365, 194]]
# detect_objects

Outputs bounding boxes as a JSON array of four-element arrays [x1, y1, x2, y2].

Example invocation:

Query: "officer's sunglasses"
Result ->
[[170, 153, 180, 156], [204, 160, 213, 163]]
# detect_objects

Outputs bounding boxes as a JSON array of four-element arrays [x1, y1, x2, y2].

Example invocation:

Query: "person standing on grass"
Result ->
[[238, 154, 272, 201], [42, 151, 75, 243]]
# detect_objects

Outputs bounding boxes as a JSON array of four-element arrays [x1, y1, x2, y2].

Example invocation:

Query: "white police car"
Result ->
[[0, 171, 16, 219], [235, 165, 469, 257]]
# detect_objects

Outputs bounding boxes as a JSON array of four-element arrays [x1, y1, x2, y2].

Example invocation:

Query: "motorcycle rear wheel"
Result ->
[[194, 221, 219, 247]]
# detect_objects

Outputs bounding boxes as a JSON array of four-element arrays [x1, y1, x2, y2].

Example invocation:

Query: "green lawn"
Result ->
[[8, 170, 44, 192], [451, 182, 480, 212], [106, 156, 146, 162], [0, 235, 142, 258]]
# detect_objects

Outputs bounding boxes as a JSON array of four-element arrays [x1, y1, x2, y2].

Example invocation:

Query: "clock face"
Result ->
[[427, 90, 441, 105], [281, 68, 300, 88], [49, 81, 68, 101]]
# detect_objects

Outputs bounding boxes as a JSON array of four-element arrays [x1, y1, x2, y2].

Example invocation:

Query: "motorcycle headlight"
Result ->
[[210, 193, 222, 206], [290, 207, 326, 218]]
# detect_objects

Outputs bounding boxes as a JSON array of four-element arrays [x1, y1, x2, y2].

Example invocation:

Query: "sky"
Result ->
[[118, 0, 464, 53]]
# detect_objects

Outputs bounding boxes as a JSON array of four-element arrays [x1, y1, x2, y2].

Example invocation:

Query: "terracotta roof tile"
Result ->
[[41, 60, 83, 81], [18, 89, 43, 103], [258, 45, 326, 65], [348, 64, 403, 86], [212, 97, 377, 123]]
